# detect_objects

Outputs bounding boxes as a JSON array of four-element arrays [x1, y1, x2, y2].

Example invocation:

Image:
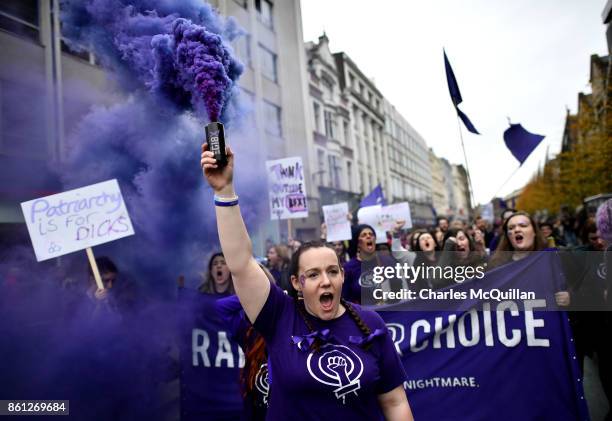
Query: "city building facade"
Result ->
[[333, 51, 388, 201], [451, 164, 471, 221], [429, 149, 450, 217], [305, 34, 362, 213], [212, 0, 317, 247], [383, 99, 435, 226]]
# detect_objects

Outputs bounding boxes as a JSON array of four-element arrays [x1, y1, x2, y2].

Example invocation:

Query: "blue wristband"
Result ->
[[214, 194, 239, 207], [214, 198, 239, 207]]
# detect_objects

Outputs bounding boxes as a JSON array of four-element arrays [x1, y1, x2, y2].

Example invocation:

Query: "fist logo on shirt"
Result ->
[[306, 345, 364, 404], [327, 356, 350, 386]]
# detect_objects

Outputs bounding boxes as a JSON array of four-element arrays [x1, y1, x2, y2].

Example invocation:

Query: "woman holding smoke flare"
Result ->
[[200, 143, 413, 420]]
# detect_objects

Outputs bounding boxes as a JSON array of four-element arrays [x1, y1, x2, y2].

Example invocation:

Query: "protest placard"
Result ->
[[379, 202, 412, 231], [357, 205, 387, 243], [481, 202, 494, 223], [265, 157, 308, 220], [20, 179, 135, 262], [322, 202, 351, 242]]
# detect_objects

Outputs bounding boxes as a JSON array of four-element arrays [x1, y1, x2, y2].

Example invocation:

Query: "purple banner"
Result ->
[[379, 252, 589, 420]]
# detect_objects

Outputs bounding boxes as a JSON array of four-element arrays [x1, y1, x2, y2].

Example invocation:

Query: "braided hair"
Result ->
[[289, 241, 374, 352]]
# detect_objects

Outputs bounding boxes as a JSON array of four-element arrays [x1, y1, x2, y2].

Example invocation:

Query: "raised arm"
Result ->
[[390, 220, 415, 265], [201, 143, 270, 323]]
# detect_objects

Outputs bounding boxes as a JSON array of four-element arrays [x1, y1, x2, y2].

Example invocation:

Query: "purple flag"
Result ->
[[444, 50, 480, 135], [503, 123, 545, 165], [360, 184, 387, 207]]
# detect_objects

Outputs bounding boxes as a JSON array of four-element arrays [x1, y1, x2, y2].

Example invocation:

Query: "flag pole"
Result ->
[[491, 164, 521, 200], [455, 115, 476, 209]]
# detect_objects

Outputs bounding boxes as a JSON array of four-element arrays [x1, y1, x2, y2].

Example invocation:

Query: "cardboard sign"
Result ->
[[20, 179, 135, 261], [322, 202, 351, 242], [265, 157, 308, 220], [481, 203, 494, 223], [357, 205, 387, 243], [380, 202, 413, 231], [358, 202, 413, 242]]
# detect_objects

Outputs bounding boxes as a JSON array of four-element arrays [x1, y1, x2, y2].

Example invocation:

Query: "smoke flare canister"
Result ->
[[205, 122, 227, 167]]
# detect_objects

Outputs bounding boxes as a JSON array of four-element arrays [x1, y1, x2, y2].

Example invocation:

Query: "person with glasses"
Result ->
[[200, 144, 413, 420]]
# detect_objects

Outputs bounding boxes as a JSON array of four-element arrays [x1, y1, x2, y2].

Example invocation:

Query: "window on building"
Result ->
[[343, 120, 349, 146], [255, 0, 273, 30], [317, 148, 326, 185], [233, 0, 248, 8], [259, 44, 277, 82], [349, 73, 355, 88], [240, 88, 256, 128], [328, 155, 340, 188], [347, 161, 353, 191], [324, 110, 335, 139], [321, 78, 333, 102], [0, 0, 39, 41], [233, 34, 251, 67], [0, 78, 46, 157], [263, 100, 282, 137], [313, 102, 321, 133]]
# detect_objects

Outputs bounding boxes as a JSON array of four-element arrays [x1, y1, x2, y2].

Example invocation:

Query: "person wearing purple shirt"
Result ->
[[200, 144, 413, 420], [343, 224, 400, 305]]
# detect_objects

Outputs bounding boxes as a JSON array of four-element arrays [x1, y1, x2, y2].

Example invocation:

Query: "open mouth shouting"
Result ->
[[364, 240, 375, 253], [514, 233, 524, 247], [319, 292, 335, 312]]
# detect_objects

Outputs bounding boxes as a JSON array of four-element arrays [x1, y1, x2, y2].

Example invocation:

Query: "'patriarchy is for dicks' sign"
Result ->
[[265, 157, 308, 220], [20, 179, 135, 261]]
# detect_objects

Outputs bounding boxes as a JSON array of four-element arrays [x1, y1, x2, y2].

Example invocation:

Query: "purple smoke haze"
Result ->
[[61, 0, 244, 122], [1, 1, 267, 419]]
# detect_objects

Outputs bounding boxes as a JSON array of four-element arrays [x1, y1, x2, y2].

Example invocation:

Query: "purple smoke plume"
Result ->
[[61, 0, 244, 122]]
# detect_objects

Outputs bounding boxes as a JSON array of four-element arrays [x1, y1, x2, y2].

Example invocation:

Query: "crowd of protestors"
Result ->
[[2, 155, 610, 420], [196, 142, 612, 420], [233, 200, 611, 420], [1, 194, 607, 420]]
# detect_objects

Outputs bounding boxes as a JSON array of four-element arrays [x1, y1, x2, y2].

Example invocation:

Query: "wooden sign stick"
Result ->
[[86, 247, 104, 290]]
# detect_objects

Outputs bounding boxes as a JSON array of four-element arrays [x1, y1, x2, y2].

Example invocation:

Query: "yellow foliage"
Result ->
[[518, 58, 612, 214]]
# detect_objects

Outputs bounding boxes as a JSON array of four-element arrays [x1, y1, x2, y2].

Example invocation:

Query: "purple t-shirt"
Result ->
[[343, 254, 397, 304], [254, 283, 406, 420]]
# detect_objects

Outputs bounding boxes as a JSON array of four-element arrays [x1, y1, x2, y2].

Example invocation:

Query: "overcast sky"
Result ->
[[301, 0, 609, 206]]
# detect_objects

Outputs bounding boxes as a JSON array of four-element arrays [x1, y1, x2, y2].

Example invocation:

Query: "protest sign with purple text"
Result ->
[[265, 157, 308, 220], [20, 179, 135, 261]]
